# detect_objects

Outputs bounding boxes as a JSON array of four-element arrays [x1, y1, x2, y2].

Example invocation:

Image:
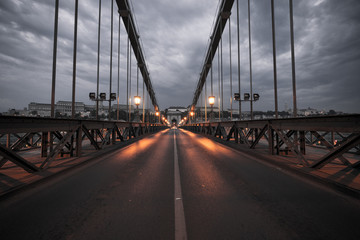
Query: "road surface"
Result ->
[[1, 128, 360, 240]]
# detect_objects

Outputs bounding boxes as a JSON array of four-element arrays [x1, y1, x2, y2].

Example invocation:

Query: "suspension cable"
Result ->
[[229, 16, 233, 121], [236, 0, 241, 120], [220, 19, 224, 120], [248, 0, 253, 120], [271, 0, 278, 119], [126, 17, 129, 122], [96, 0, 101, 120], [129, 41, 132, 121], [142, 77, 145, 122], [109, 0, 113, 120], [289, 0, 297, 117], [218, 48, 221, 120], [117, 13, 120, 120]]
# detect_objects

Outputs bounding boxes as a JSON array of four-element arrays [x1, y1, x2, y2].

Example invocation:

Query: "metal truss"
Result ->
[[182, 115, 360, 169], [0, 116, 165, 173]]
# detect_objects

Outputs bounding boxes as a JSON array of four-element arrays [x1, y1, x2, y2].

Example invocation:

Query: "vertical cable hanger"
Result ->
[[71, 0, 78, 119], [220, 18, 224, 121], [129, 40, 132, 122], [126, 16, 130, 122], [248, 0, 253, 120], [205, 77, 207, 122], [218, 48, 221, 120], [289, 0, 297, 117], [96, 0, 102, 120], [271, 0, 278, 119], [117, 12, 121, 120], [229, 16, 233, 121], [109, 0, 114, 120], [142, 76, 145, 122], [51, 0, 59, 118], [236, 0, 241, 120]]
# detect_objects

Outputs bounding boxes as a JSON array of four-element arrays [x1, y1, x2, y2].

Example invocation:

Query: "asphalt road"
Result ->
[[1, 128, 360, 240]]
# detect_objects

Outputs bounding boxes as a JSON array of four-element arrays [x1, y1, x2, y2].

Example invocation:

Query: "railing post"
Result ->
[[6, 134, 10, 148], [234, 126, 239, 143], [112, 127, 116, 144], [70, 134, 74, 157], [300, 130, 306, 155], [268, 124, 274, 155], [41, 132, 48, 157], [76, 126, 82, 157]]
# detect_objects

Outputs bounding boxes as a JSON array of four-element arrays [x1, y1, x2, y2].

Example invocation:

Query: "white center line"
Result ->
[[174, 129, 187, 240]]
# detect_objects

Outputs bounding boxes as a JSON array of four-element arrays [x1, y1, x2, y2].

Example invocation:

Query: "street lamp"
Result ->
[[155, 111, 160, 123], [208, 96, 215, 121], [233, 92, 260, 120], [190, 111, 194, 123], [133, 96, 141, 122], [208, 96, 215, 106], [89, 92, 116, 120], [134, 96, 141, 106]]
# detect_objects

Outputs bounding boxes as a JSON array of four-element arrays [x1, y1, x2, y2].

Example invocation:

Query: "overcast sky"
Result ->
[[0, 0, 359, 113]]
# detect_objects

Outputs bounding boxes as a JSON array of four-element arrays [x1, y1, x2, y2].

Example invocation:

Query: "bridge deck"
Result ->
[[1, 128, 360, 240]]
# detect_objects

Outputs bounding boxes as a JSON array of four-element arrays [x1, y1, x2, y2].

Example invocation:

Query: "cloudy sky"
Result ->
[[0, 0, 360, 114]]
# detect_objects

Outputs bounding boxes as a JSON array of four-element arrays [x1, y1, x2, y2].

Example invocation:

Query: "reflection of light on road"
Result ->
[[183, 130, 236, 158], [112, 130, 169, 161], [179, 129, 232, 196]]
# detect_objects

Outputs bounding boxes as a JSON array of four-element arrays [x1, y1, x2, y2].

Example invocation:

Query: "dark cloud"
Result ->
[[0, 0, 359, 114]]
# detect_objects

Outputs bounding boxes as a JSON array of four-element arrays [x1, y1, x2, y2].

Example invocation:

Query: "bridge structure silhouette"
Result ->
[[1, 0, 360, 239]]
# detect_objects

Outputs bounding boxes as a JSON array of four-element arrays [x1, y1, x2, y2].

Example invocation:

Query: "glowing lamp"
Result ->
[[190, 111, 194, 117], [134, 96, 141, 106], [208, 96, 215, 106], [155, 111, 160, 117]]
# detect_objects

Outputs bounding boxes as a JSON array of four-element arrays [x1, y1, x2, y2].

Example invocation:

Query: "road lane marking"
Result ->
[[174, 130, 187, 240]]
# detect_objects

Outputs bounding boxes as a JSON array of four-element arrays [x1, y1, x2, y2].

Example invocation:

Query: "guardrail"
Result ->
[[0, 116, 167, 173], [181, 114, 360, 169]]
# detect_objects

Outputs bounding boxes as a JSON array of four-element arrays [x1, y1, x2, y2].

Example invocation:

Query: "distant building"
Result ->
[[56, 101, 85, 115], [29, 101, 85, 117], [111, 104, 136, 113], [166, 106, 187, 124], [28, 102, 51, 117]]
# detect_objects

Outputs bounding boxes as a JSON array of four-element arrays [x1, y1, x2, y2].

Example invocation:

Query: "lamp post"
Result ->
[[208, 96, 215, 121], [155, 111, 160, 123], [89, 92, 116, 120], [190, 111, 194, 124], [233, 92, 260, 120], [134, 96, 141, 122]]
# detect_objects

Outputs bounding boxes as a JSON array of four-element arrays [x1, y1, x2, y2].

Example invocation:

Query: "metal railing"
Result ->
[[181, 114, 360, 169], [0, 116, 166, 173]]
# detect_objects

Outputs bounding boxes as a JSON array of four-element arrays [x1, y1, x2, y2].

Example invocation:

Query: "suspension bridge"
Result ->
[[1, 0, 360, 239]]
